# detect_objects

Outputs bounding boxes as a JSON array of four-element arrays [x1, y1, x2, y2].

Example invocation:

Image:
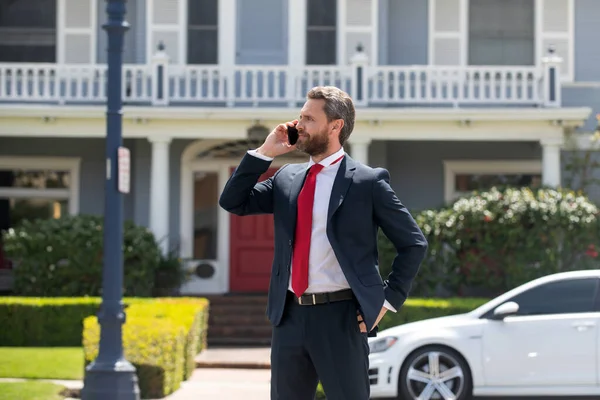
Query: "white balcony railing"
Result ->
[[0, 46, 563, 108]]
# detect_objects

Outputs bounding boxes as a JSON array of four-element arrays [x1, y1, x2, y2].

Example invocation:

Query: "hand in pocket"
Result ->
[[357, 311, 367, 333]]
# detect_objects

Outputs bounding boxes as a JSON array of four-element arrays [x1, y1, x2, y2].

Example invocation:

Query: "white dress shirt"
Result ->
[[247, 148, 396, 313]]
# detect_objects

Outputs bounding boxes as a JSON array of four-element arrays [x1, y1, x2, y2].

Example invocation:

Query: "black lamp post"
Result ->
[[80, 0, 139, 399]]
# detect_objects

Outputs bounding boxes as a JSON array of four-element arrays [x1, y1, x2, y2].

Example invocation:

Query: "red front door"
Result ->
[[229, 167, 279, 293]]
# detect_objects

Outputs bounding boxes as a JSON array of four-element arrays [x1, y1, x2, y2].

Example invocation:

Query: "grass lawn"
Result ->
[[0, 347, 84, 380], [0, 382, 67, 400]]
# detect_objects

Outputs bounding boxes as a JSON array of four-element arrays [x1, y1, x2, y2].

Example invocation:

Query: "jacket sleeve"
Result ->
[[219, 152, 281, 216], [372, 168, 428, 310]]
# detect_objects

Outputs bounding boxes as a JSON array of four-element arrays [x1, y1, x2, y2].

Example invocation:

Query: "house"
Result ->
[[0, 0, 597, 297]]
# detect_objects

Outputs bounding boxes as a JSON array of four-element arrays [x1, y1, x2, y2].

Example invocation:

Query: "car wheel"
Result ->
[[398, 345, 472, 400]]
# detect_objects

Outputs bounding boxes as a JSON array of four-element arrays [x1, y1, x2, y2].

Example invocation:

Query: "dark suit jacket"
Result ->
[[219, 152, 428, 337]]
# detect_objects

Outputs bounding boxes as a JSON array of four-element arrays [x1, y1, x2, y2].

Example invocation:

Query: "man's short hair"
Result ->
[[307, 86, 356, 146]]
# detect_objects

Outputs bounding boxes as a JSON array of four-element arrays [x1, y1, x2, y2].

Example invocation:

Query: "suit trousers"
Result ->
[[270, 291, 370, 400]]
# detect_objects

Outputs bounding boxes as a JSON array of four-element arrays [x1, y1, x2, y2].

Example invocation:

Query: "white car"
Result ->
[[368, 270, 600, 399]]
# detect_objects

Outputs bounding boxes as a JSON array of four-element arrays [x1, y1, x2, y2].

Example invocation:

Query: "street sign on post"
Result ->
[[118, 147, 130, 194]]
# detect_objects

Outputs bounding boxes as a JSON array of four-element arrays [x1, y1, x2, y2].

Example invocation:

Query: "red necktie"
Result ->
[[291, 156, 344, 297]]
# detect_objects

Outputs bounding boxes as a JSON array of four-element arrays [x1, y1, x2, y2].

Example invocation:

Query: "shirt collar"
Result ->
[[307, 147, 346, 169]]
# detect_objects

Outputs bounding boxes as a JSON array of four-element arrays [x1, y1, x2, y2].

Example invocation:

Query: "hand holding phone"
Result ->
[[287, 125, 299, 145]]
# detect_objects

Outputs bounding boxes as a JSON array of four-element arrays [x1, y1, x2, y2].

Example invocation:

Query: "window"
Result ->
[[306, 0, 336, 65], [187, 0, 218, 64], [0, 0, 57, 62], [193, 171, 218, 260], [468, 0, 535, 66], [443, 160, 542, 203], [506, 278, 599, 316], [0, 157, 80, 270]]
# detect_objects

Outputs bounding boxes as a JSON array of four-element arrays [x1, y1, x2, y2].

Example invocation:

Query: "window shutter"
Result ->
[[428, 0, 467, 65], [147, 0, 182, 63], [536, 0, 573, 81], [341, 0, 378, 65], [58, 0, 96, 63]]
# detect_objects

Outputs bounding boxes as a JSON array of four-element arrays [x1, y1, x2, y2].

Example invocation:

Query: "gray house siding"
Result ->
[[236, 0, 289, 65], [574, 0, 600, 82], [132, 138, 151, 228], [383, 141, 543, 211], [381, 0, 428, 66], [562, 87, 600, 132]]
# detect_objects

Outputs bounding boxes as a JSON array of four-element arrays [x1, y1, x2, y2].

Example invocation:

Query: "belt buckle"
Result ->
[[298, 293, 317, 305]]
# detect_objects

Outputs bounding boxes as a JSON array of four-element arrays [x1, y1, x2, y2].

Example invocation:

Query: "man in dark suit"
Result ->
[[219, 86, 428, 400]]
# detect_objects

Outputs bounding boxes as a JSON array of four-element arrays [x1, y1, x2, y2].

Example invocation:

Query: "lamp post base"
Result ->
[[81, 360, 140, 400]]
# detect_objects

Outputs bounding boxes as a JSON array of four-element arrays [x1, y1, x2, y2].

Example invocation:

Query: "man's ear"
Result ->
[[331, 119, 344, 133]]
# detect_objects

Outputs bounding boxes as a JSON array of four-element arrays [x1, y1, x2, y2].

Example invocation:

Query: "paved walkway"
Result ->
[[167, 368, 271, 400]]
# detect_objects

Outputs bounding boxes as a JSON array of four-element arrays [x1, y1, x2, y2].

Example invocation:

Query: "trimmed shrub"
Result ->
[[1, 215, 161, 297], [82, 297, 209, 397], [378, 187, 600, 297], [83, 316, 186, 399], [123, 298, 210, 380]]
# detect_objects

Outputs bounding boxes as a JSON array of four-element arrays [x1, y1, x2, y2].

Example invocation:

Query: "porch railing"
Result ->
[[0, 46, 563, 108]]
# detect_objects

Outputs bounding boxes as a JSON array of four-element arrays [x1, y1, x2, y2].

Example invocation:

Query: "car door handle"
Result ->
[[572, 321, 596, 331]]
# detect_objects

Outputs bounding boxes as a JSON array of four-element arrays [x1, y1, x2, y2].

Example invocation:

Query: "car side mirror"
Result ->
[[491, 301, 519, 320]]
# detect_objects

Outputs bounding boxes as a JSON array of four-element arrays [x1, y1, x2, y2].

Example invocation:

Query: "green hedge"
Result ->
[[1, 215, 161, 297], [378, 187, 600, 297], [378, 297, 488, 331], [0, 298, 208, 352], [0, 297, 102, 346]]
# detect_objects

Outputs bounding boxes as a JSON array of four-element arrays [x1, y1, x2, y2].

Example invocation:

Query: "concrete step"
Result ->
[[209, 314, 271, 326], [205, 295, 269, 305], [205, 337, 272, 348], [208, 303, 267, 316], [208, 325, 272, 338]]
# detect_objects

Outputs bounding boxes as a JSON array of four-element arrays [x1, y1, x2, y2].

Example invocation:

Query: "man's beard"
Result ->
[[296, 129, 329, 157]]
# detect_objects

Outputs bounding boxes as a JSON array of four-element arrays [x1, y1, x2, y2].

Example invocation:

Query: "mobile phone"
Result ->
[[287, 125, 299, 145]]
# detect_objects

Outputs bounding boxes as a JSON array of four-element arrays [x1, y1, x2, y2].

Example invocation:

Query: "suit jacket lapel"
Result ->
[[327, 155, 355, 221]]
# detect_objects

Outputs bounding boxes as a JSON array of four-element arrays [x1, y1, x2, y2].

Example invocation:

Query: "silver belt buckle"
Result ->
[[297, 294, 317, 305]]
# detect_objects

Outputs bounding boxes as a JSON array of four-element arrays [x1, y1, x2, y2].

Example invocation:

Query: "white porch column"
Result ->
[[350, 137, 372, 165], [149, 136, 172, 254], [541, 137, 563, 187]]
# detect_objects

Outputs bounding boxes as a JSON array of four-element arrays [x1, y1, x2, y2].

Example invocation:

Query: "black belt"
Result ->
[[290, 289, 354, 306]]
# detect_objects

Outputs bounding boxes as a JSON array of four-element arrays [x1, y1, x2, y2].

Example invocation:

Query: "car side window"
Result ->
[[506, 278, 599, 316]]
